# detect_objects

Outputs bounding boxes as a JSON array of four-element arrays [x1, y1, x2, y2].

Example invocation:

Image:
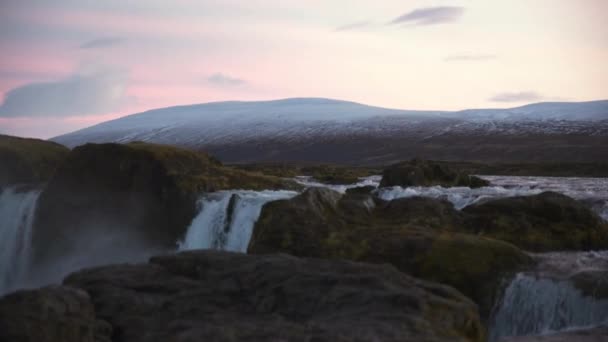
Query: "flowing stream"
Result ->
[[490, 251, 608, 341], [0, 187, 40, 295]]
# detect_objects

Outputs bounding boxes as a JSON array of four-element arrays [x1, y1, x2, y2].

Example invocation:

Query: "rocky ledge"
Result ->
[[499, 324, 608, 342], [0, 250, 483, 342]]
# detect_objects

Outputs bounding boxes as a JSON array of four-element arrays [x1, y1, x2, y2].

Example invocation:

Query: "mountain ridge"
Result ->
[[51, 98, 608, 165]]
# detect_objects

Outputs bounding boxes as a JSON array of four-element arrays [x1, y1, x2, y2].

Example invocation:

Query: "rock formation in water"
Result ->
[[0, 134, 69, 188], [463, 191, 608, 251], [31, 142, 300, 266], [0, 250, 484, 342], [380, 159, 490, 188], [248, 187, 532, 318]]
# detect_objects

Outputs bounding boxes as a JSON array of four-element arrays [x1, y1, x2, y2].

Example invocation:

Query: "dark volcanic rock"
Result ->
[[49, 250, 485, 342], [463, 191, 608, 252], [380, 159, 490, 188], [345, 185, 376, 195], [0, 285, 111, 342], [249, 188, 531, 319], [31, 142, 298, 266], [0, 134, 69, 188]]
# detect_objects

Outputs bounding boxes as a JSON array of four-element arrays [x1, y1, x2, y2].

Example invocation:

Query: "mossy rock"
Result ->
[[0, 134, 69, 188], [463, 191, 608, 252], [32, 142, 299, 264], [570, 270, 608, 299], [380, 159, 490, 188], [249, 188, 531, 320]]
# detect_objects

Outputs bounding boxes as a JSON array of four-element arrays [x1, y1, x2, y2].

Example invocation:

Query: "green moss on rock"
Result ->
[[463, 191, 608, 252], [32, 142, 299, 264], [380, 159, 490, 188], [249, 188, 531, 320], [0, 134, 69, 188]]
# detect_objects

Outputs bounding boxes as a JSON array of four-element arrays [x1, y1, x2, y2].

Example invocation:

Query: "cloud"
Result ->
[[80, 37, 124, 49], [0, 66, 129, 118], [334, 21, 372, 32], [444, 54, 497, 62], [390, 6, 464, 26], [207, 73, 247, 87], [489, 91, 544, 103]]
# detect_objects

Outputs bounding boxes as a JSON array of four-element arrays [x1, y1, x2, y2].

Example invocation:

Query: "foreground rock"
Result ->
[[380, 159, 490, 188], [499, 324, 608, 342], [463, 191, 608, 252], [0, 285, 111, 342], [32, 142, 299, 265], [1, 250, 485, 342], [0, 134, 69, 188], [249, 188, 531, 318]]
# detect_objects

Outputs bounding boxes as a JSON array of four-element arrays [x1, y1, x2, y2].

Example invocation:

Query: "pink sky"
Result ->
[[0, 0, 607, 138]]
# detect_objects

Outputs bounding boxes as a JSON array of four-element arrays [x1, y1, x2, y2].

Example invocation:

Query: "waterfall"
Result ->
[[0, 187, 41, 295], [179, 190, 298, 253], [490, 252, 608, 341]]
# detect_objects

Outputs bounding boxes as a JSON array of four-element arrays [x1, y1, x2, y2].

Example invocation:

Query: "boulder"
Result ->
[[345, 185, 377, 195], [499, 324, 608, 342], [380, 159, 490, 188], [0, 134, 69, 188], [463, 192, 608, 252], [32, 142, 299, 265], [0, 285, 111, 342], [37, 250, 485, 342], [249, 189, 531, 318]]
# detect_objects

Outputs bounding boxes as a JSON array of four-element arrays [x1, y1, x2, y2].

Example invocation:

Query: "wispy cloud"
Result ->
[[389, 6, 464, 26], [489, 91, 544, 103], [444, 54, 497, 62], [334, 21, 372, 32], [207, 73, 247, 87], [0, 66, 128, 117], [80, 37, 124, 49]]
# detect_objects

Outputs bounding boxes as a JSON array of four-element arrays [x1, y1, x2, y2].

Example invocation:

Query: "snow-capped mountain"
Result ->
[[52, 98, 608, 164]]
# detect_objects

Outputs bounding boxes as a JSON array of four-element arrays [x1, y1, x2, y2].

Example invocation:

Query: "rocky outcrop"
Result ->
[[0, 134, 69, 188], [463, 192, 608, 252], [499, 324, 608, 342], [0, 285, 111, 342], [380, 159, 490, 188], [0, 250, 486, 342], [249, 188, 531, 318], [32, 142, 299, 265]]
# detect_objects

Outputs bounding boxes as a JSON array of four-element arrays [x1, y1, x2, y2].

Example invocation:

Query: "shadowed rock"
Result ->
[[249, 188, 531, 319], [380, 159, 489, 188], [463, 191, 608, 252], [0, 250, 483, 342], [0, 285, 111, 342]]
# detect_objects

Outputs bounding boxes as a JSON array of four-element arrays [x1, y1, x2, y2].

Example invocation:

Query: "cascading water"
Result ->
[[490, 251, 608, 341], [376, 185, 543, 210], [294, 175, 381, 193], [0, 187, 40, 295], [179, 190, 298, 252], [376, 175, 608, 220]]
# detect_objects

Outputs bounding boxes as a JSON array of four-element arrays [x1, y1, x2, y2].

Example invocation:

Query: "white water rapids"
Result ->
[[179, 190, 298, 252], [376, 175, 608, 220], [0, 187, 40, 295], [490, 251, 608, 341]]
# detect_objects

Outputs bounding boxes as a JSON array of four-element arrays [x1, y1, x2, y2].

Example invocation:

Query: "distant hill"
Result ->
[[52, 98, 608, 165]]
